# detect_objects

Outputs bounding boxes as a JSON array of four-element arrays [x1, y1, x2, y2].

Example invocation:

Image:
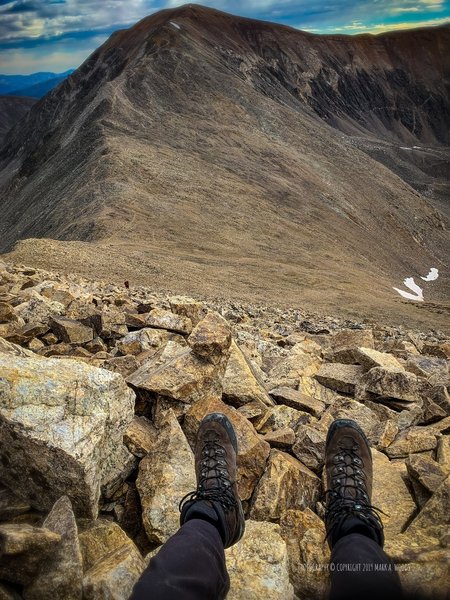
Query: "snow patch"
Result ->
[[169, 21, 181, 30], [421, 267, 439, 282], [393, 267, 439, 302]]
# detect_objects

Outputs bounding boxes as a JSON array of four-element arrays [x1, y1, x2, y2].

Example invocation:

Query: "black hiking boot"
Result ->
[[324, 419, 384, 549], [179, 412, 245, 549]]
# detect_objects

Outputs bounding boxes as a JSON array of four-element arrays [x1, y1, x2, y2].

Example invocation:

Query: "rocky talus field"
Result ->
[[0, 260, 449, 599]]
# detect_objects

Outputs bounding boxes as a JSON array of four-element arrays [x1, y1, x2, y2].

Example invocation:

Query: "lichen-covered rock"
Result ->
[[187, 312, 232, 364], [255, 404, 312, 435], [222, 341, 273, 409], [0, 354, 135, 517], [352, 347, 404, 371], [292, 425, 327, 473], [406, 454, 447, 494], [117, 328, 172, 356], [225, 520, 294, 600], [267, 352, 322, 389], [124, 416, 157, 457], [127, 342, 225, 404], [146, 307, 192, 334], [263, 427, 296, 449], [49, 316, 94, 344], [404, 475, 450, 543], [280, 508, 330, 599], [78, 520, 144, 600], [0, 524, 61, 585], [24, 496, 83, 600], [250, 450, 320, 521], [359, 367, 426, 402], [169, 296, 207, 326], [269, 386, 325, 417], [184, 397, 270, 501], [136, 410, 196, 544], [315, 363, 364, 394], [385, 426, 440, 458], [371, 449, 416, 536]]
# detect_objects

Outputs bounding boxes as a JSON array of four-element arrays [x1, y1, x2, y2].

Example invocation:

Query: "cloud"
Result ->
[[313, 15, 450, 34]]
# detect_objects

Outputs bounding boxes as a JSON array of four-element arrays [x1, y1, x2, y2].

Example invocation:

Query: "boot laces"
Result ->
[[325, 442, 384, 539], [179, 439, 237, 513]]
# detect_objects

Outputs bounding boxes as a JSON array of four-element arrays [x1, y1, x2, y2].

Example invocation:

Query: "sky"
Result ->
[[1, 0, 449, 74]]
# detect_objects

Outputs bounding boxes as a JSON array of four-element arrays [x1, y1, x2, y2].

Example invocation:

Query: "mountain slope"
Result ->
[[0, 4, 449, 329], [0, 95, 36, 145]]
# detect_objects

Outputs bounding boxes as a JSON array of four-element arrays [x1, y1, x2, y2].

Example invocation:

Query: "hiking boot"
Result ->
[[179, 412, 245, 549], [324, 419, 384, 549]]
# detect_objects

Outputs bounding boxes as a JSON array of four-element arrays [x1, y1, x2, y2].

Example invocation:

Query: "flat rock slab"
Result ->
[[0, 353, 135, 517], [145, 308, 192, 335], [360, 367, 426, 402], [315, 363, 364, 394], [187, 312, 232, 364], [222, 340, 273, 409], [137, 410, 196, 544], [225, 520, 294, 600], [49, 316, 93, 344], [269, 386, 325, 417], [371, 449, 416, 537]]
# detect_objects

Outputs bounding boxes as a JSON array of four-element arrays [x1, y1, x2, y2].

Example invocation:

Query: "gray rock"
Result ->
[[0, 354, 135, 517]]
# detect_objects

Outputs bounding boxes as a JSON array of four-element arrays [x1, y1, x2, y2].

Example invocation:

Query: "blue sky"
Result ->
[[1, 0, 449, 74]]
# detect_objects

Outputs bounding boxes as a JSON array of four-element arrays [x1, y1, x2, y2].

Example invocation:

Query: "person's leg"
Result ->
[[324, 419, 403, 600], [129, 412, 245, 600], [129, 519, 229, 600]]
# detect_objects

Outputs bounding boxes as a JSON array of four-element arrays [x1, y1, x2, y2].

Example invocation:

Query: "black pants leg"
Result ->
[[329, 533, 403, 600], [129, 519, 229, 600]]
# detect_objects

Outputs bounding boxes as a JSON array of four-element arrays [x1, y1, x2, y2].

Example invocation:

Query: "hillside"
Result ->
[[0, 95, 36, 144], [0, 4, 448, 330]]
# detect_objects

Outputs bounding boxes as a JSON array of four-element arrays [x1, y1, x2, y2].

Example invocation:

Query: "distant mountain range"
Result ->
[[0, 5, 448, 330], [0, 70, 74, 97]]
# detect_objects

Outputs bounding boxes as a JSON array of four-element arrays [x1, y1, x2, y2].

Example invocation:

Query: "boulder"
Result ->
[[14, 292, 65, 324], [0, 485, 30, 520], [329, 328, 374, 351], [49, 316, 94, 344], [0, 523, 61, 585], [437, 436, 450, 473], [184, 397, 270, 501], [359, 367, 426, 403], [322, 398, 380, 441], [421, 342, 450, 359], [292, 425, 327, 473], [298, 376, 339, 405], [280, 508, 330, 599], [136, 410, 196, 544], [315, 364, 364, 394], [117, 328, 172, 356], [0, 354, 135, 517], [225, 520, 294, 600], [187, 312, 232, 364], [250, 449, 320, 521], [267, 352, 322, 389], [352, 347, 404, 371], [262, 427, 296, 450], [405, 355, 449, 385], [269, 386, 325, 417], [124, 416, 157, 457], [405, 454, 447, 494], [102, 355, 139, 378], [385, 426, 440, 458], [255, 405, 312, 435], [169, 296, 207, 326], [371, 449, 417, 536], [127, 343, 225, 404], [222, 341, 273, 409], [78, 520, 144, 600], [0, 302, 15, 323], [404, 475, 450, 543], [24, 496, 83, 600], [146, 308, 192, 335]]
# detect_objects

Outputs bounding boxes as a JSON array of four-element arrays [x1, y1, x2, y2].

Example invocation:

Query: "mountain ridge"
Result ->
[[0, 4, 449, 330]]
